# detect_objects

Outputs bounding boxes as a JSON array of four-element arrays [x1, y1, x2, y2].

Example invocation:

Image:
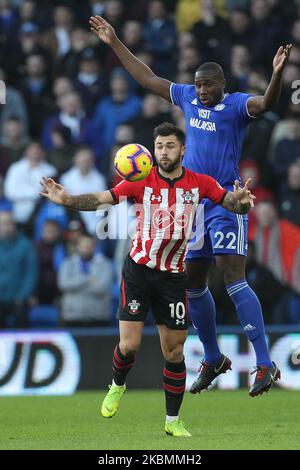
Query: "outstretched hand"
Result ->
[[89, 15, 117, 45], [273, 44, 292, 74], [39, 177, 69, 206], [234, 179, 256, 208]]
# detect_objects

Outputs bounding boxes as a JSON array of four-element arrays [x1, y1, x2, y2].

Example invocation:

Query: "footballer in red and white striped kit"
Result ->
[[110, 165, 226, 273], [40, 122, 255, 437]]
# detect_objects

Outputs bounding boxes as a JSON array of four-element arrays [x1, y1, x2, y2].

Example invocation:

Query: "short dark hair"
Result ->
[[153, 122, 185, 145], [195, 62, 224, 80]]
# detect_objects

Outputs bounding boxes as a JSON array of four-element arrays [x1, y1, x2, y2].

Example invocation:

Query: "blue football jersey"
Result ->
[[170, 83, 253, 188]]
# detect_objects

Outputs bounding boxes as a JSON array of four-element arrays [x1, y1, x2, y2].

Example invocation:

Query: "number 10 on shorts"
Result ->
[[169, 302, 186, 325]]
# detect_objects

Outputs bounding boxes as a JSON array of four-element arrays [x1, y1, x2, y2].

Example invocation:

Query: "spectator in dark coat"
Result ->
[[250, 0, 284, 73], [0, 68, 28, 136], [73, 47, 108, 116], [0, 116, 30, 164], [143, 0, 177, 78], [91, 72, 142, 157], [279, 159, 300, 227], [126, 93, 171, 154], [192, 0, 230, 65], [272, 116, 300, 180], [0, 211, 38, 327], [13, 22, 52, 78], [34, 219, 65, 304], [18, 53, 52, 137], [42, 92, 91, 151], [58, 235, 113, 326]]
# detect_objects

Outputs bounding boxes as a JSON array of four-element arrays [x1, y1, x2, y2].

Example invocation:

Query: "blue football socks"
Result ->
[[188, 287, 222, 365], [226, 280, 272, 367]]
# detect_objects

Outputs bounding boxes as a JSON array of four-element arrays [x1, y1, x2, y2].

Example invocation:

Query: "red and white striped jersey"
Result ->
[[110, 167, 227, 273]]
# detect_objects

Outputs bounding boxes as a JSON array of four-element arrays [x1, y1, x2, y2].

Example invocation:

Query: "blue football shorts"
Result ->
[[186, 198, 248, 260]]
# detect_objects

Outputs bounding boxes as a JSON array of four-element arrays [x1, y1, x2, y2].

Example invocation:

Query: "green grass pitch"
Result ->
[[0, 390, 299, 450]]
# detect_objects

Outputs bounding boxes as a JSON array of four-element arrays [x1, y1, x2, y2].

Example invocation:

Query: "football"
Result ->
[[114, 143, 153, 182]]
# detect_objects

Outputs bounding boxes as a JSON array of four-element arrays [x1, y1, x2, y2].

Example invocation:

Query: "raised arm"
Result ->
[[222, 179, 255, 215], [39, 177, 115, 210], [247, 44, 292, 117], [89, 15, 172, 102]]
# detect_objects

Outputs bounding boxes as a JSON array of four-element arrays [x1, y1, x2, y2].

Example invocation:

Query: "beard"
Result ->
[[157, 155, 181, 173]]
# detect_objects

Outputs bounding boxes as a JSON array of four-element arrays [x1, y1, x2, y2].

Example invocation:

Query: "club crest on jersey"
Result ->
[[128, 299, 141, 314], [150, 194, 162, 203], [214, 104, 225, 111], [181, 191, 194, 204]]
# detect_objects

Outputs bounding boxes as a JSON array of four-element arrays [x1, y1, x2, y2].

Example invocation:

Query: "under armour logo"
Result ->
[[176, 319, 185, 325], [153, 208, 188, 230], [151, 194, 162, 202]]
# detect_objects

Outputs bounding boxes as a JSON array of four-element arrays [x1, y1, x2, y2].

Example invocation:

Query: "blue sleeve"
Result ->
[[234, 93, 254, 122], [170, 83, 188, 109]]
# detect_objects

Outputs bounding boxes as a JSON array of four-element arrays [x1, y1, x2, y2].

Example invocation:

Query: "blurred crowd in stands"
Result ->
[[0, 0, 300, 328]]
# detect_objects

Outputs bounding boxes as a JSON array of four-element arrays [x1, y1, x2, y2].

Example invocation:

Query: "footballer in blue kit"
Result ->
[[90, 15, 292, 397], [170, 84, 250, 259]]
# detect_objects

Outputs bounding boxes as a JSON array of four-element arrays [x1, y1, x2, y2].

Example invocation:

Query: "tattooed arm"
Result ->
[[39, 177, 115, 210]]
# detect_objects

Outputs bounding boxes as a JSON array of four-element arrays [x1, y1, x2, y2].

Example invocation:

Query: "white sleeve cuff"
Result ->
[[170, 82, 175, 105]]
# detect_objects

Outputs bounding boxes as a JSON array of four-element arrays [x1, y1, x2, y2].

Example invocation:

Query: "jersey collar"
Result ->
[[156, 167, 186, 187]]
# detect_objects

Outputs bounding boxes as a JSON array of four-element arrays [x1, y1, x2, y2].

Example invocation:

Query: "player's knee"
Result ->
[[187, 277, 207, 289], [163, 344, 184, 363], [186, 271, 207, 289], [186, 261, 210, 289], [216, 258, 245, 283], [119, 340, 140, 357], [222, 264, 236, 282]]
